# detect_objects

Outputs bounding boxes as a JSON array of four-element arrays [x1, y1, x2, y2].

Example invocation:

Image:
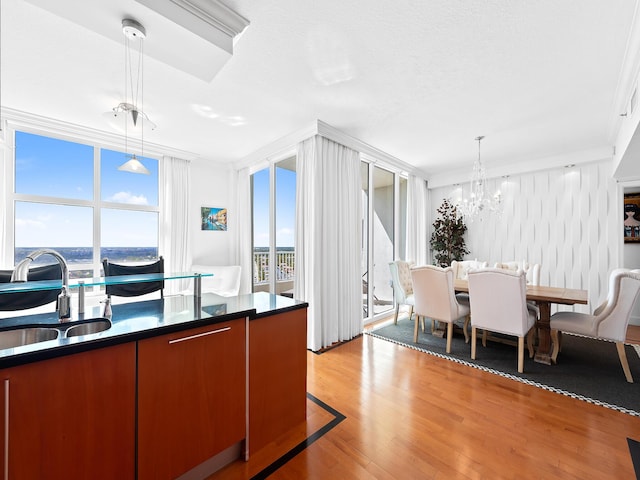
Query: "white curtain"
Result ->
[[407, 174, 429, 266], [231, 167, 253, 294], [0, 141, 6, 267], [161, 156, 191, 294], [294, 135, 362, 351]]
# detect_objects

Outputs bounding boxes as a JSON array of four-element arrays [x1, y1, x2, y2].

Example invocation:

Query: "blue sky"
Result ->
[[14, 131, 295, 250], [14, 131, 158, 248], [253, 166, 296, 248]]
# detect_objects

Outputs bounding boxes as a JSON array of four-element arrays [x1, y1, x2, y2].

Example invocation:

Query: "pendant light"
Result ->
[[108, 18, 153, 175]]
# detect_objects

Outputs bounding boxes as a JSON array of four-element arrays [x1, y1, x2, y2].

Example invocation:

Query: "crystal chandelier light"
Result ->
[[457, 135, 502, 221]]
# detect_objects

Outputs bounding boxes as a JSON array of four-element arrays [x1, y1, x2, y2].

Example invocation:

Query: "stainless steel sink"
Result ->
[[0, 327, 59, 349], [64, 318, 111, 338]]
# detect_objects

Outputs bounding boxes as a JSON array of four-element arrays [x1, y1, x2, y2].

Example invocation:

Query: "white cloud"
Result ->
[[109, 191, 149, 205]]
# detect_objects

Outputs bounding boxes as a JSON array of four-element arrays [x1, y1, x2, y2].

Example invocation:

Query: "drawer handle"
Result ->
[[168, 326, 231, 344]]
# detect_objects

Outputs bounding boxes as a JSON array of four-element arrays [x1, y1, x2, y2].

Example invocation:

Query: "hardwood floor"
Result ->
[[627, 324, 640, 345], [210, 324, 640, 479]]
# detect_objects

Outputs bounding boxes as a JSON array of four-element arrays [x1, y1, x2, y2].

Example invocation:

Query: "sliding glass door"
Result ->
[[371, 166, 395, 316], [251, 157, 296, 294], [361, 161, 408, 323]]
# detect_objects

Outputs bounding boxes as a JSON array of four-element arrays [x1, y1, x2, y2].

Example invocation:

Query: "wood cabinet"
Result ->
[[0, 343, 136, 480], [137, 318, 246, 480], [249, 308, 307, 454], [0, 299, 307, 477]]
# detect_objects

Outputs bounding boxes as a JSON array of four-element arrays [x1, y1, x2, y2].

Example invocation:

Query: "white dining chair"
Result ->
[[467, 268, 538, 373], [494, 260, 540, 286], [388, 260, 415, 325], [550, 268, 640, 383], [450, 259, 489, 280], [450, 259, 488, 306], [411, 265, 470, 352]]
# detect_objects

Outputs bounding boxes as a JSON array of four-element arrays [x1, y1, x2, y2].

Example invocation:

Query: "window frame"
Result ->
[[2, 122, 164, 280]]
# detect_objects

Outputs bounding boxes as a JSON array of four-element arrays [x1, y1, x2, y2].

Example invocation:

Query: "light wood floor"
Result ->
[[210, 322, 640, 479]]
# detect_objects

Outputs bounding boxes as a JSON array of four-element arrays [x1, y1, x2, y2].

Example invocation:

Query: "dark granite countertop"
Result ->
[[0, 292, 308, 369]]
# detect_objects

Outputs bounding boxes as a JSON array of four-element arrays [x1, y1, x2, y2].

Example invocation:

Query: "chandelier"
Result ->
[[456, 135, 502, 221]]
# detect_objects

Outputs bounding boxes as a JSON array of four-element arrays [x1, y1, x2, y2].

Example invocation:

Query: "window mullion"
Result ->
[[94, 145, 101, 277]]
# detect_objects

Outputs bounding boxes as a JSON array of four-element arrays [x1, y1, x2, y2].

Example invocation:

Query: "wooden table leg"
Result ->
[[534, 302, 552, 365]]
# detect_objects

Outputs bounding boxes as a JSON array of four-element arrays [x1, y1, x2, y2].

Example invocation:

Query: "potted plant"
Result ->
[[430, 198, 469, 267]]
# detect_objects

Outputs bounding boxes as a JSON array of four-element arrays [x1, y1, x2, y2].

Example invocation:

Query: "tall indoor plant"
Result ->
[[430, 198, 469, 267]]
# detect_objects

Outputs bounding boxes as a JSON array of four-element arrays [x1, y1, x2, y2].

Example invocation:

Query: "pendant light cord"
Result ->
[[140, 38, 144, 160], [124, 29, 128, 157], [123, 27, 145, 160]]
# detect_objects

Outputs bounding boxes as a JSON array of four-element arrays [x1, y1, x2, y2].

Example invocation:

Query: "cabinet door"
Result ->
[[249, 308, 307, 454], [0, 343, 136, 480], [137, 319, 246, 480]]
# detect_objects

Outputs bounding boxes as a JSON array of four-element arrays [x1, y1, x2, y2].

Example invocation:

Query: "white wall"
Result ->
[[429, 159, 619, 317], [189, 159, 234, 266]]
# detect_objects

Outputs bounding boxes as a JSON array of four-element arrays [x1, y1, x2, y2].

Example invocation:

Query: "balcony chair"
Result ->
[[550, 268, 640, 383], [388, 260, 415, 325], [0, 263, 63, 311], [102, 256, 164, 300], [189, 264, 241, 297], [410, 265, 470, 352], [467, 268, 538, 373]]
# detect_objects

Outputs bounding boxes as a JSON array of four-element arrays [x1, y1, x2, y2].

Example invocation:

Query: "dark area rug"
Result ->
[[367, 318, 640, 416]]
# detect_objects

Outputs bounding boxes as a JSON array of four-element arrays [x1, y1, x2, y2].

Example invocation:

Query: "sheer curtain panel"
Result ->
[[295, 135, 362, 351], [231, 166, 253, 294], [161, 156, 191, 294], [407, 175, 429, 266]]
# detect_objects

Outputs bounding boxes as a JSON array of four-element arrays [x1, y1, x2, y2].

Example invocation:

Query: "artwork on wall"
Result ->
[[624, 194, 640, 242], [201, 207, 227, 231]]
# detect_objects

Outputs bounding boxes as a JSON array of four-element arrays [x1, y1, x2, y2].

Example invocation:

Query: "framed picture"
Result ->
[[201, 207, 227, 231], [624, 194, 640, 242]]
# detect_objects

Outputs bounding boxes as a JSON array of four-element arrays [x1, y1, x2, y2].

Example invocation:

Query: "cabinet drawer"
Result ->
[[137, 319, 246, 480]]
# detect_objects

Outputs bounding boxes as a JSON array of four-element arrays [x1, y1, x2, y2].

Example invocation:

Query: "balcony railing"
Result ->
[[253, 251, 295, 285]]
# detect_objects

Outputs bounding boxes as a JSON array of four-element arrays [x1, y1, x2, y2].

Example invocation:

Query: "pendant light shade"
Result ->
[[118, 154, 150, 175]]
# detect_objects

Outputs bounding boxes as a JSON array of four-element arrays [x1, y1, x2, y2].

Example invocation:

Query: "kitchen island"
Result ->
[[0, 292, 308, 480]]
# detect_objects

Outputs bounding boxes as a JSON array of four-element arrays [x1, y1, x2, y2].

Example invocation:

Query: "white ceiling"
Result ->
[[1, 0, 638, 179]]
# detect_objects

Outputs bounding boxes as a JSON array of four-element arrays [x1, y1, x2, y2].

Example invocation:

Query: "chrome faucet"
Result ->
[[101, 297, 112, 320], [11, 248, 71, 320]]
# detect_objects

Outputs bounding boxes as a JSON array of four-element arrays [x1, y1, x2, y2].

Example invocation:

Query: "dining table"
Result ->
[[454, 279, 589, 365]]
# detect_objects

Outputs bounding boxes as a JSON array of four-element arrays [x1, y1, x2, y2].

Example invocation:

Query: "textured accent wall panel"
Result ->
[[430, 161, 618, 314]]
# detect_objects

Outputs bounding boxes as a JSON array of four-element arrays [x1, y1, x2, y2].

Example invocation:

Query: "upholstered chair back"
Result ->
[[592, 269, 640, 342], [190, 264, 242, 297], [411, 265, 465, 322], [467, 268, 532, 337], [494, 260, 541, 286], [450, 259, 488, 280], [389, 260, 414, 303]]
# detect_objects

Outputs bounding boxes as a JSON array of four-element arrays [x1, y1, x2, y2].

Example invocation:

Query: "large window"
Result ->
[[9, 130, 160, 278]]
